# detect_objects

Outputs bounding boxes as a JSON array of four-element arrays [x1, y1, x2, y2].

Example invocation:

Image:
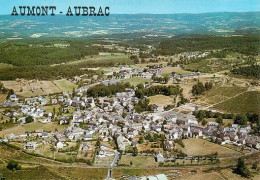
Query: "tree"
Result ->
[[216, 116, 223, 124], [133, 146, 138, 156], [234, 157, 251, 178], [130, 161, 133, 166], [25, 116, 34, 124], [202, 119, 207, 126], [138, 135, 144, 144], [6, 160, 21, 171], [235, 114, 248, 125], [72, 87, 76, 98], [252, 163, 258, 170]]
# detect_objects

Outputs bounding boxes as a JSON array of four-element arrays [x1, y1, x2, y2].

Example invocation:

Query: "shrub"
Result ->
[[6, 160, 21, 171]]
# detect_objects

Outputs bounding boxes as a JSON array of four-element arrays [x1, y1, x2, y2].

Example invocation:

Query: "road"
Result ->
[[106, 150, 120, 180]]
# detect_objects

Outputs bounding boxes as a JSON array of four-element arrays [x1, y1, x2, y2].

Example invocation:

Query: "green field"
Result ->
[[121, 78, 150, 86], [0, 166, 63, 180], [118, 155, 158, 168], [48, 166, 107, 180], [213, 91, 260, 113], [53, 79, 77, 92], [198, 86, 247, 105]]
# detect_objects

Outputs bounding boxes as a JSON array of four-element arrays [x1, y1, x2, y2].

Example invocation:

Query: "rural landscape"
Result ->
[[0, 11, 259, 180]]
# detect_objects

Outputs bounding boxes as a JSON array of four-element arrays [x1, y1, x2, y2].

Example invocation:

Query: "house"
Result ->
[[156, 152, 165, 162], [56, 141, 65, 149], [81, 143, 92, 151], [153, 104, 164, 112], [25, 142, 37, 150], [10, 94, 19, 102]]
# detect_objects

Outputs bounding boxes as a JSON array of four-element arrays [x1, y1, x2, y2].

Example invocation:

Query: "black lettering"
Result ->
[[36, 6, 41, 16], [11, 6, 18, 16], [74, 7, 81, 16], [49, 6, 56, 16], [82, 7, 88, 16], [105, 7, 110, 16], [66, 6, 73, 16], [19, 6, 26, 16], [89, 6, 96, 16], [41, 6, 48, 16], [97, 7, 104, 16], [27, 6, 35, 16]]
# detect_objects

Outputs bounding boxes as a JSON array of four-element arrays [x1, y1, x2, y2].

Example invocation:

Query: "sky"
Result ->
[[0, 0, 259, 15]]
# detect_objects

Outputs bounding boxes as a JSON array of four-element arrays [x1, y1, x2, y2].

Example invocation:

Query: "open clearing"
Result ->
[[177, 138, 240, 156], [121, 78, 150, 86], [0, 122, 68, 137], [2, 79, 76, 97], [148, 95, 174, 106], [53, 79, 77, 92], [119, 155, 158, 168], [162, 66, 191, 76]]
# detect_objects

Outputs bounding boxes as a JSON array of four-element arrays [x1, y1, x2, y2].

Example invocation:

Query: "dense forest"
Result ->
[[87, 82, 131, 97], [0, 39, 136, 80], [231, 65, 260, 79], [0, 65, 100, 80], [135, 85, 183, 99], [192, 82, 213, 96], [153, 35, 259, 56], [0, 40, 103, 66]]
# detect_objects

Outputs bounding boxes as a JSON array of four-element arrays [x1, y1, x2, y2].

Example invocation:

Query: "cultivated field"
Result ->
[[137, 143, 163, 153], [2, 79, 76, 97], [53, 79, 77, 92], [0, 122, 68, 137], [197, 86, 248, 106], [148, 95, 174, 106], [121, 78, 150, 86], [213, 91, 260, 114], [119, 155, 158, 168], [177, 138, 240, 156], [162, 66, 191, 76], [48, 166, 107, 180]]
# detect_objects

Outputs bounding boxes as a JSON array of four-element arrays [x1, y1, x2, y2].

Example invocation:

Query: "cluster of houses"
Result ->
[[176, 51, 210, 60], [0, 81, 259, 165], [110, 65, 163, 80]]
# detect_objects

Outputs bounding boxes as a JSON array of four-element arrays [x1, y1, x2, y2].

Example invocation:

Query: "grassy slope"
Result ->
[[197, 86, 247, 105], [0, 122, 68, 137], [213, 91, 260, 114], [177, 138, 241, 156]]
